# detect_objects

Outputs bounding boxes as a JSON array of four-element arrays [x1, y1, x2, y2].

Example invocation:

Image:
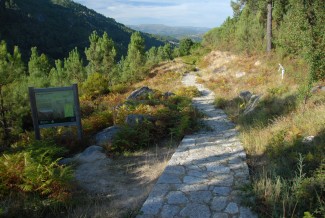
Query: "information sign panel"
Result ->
[[29, 84, 82, 140], [35, 90, 76, 125]]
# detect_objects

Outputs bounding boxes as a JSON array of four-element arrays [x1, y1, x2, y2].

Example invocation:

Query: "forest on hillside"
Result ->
[[204, 0, 324, 82], [0, 0, 165, 60]]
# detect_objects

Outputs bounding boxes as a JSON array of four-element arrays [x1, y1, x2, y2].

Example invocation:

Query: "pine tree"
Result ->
[[28, 47, 51, 87], [179, 38, 194, 56], [64, 48, 86, 83], [163, 43, 173, 60], [49, 60, 67, 86], [121, 32, 146, 82], [0, 41, 25, 145], [146, 47, 158, 66], [266, 0, 273, 52], [85, 31, 116, 76]]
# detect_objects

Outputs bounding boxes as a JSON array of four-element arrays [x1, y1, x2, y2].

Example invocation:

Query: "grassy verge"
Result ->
[[197, 50, 325, 217]]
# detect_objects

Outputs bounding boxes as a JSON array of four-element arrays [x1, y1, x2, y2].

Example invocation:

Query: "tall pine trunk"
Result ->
[[266, 1, 272, 52]]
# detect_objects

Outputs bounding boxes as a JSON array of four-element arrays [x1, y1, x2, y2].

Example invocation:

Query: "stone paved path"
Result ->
[[137, 73, 257, 218]]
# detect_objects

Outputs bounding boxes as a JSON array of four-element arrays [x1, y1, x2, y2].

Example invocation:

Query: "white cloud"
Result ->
[[74, 0, 233, 28]]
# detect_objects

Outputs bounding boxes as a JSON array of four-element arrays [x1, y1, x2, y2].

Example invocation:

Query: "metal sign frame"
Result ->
[[29, 84, 83, 140]]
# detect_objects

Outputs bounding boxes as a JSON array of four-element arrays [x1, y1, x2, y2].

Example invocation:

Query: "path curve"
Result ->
[[137, 72, 257, 218]]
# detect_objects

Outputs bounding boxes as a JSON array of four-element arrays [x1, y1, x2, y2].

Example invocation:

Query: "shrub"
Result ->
[[175, 86, 200, 98], [111, 121, 155, 153], [110, 83, 130, 94], [82, 110, 113, 135], [252, 157, 325, 217], [214, 97, 227, 109], [0, 140, 73, 216], [81, 72, 109, 98], [110, 94, 201, 153]]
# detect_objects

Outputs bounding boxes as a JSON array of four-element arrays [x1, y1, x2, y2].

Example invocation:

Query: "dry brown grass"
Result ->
[[240, 103, 325, 155], [197, 50, 324, 154], [139, 59, 188, 92], [197, 50, 307, 100]]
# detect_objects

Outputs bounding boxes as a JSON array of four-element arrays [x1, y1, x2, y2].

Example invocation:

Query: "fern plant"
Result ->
[[0, 140, 72, 202]]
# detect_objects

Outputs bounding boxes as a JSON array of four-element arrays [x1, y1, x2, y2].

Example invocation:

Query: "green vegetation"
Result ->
[[112, 93, 201, 153], [0, 140, 73, 217], [0, 29, 194, 147], [1, 0, 323, 216], [0, 17, 199, 215]]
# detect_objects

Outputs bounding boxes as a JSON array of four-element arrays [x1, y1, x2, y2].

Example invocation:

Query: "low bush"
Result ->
[[252, 157, 325, 217], [110, 83, 130, 94], [82, 110, 114, 135], [238, 93, 297, 128], [81, 72, 109, 98], [111, 95, 201, 153], [111, 121, 155, 153], [214, 97, 227, 109], [175, 86, 201, 98]]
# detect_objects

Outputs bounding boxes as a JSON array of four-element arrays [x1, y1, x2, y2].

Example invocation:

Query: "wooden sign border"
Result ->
[[29, 84, 82, 140]]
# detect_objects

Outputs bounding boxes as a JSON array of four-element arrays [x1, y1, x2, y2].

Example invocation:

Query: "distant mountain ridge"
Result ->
[[129, 24, 211, 42], [0, 0, 165, 60]]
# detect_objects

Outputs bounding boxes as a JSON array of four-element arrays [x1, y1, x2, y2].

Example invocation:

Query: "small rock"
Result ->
[[302, 136, 315, 145], [140, 198, 163, 215], [311, 85, 325, 93], [239, 91, 252, 103], [95, 126, 120, 146], [236, 71, 246, 78], [254, 60, 261, 66], [167, 191, 188, 204], [74, 145, 107, 164], [125, 114, 155, 127], [180, 203, 211, 218], [225, 202, 239, 214], [58, 157, 74, 165], [161, 205, 181, 218], [163, 91, 175, 98], [183, 176, 207, 184], [243, 95, 261, 115], [213, 66, 226, 73], [127, 86, 154, 100], [212, 213, 229, 218], [213, 186, 231, 196], [211, 196, 228, 211], [189, 191, 212, 203], [157, 173, 182, 184]]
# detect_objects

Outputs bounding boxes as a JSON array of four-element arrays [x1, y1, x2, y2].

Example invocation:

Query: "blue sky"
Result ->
[[74, 0, 233, 28]]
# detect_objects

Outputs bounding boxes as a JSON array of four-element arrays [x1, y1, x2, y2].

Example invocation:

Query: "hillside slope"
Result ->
[[0, 0, 165, 60]]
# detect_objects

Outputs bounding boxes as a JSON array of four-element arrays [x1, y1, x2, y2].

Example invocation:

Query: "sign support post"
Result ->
[[72, 84, 83, 140], [29, 87, 41, 140]]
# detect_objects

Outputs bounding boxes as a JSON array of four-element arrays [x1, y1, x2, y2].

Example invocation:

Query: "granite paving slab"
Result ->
[[137, 73, 257, 218]]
